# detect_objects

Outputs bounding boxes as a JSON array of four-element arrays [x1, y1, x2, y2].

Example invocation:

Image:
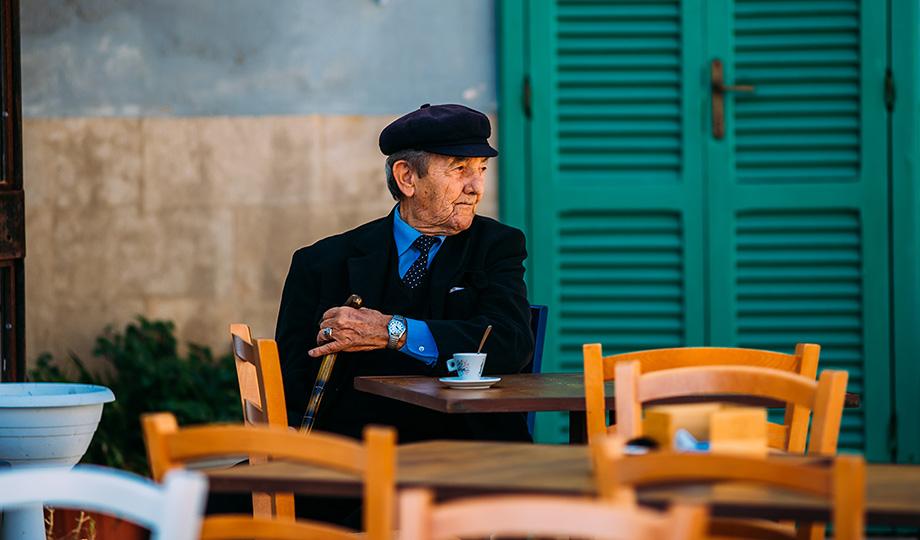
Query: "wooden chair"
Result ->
[[229, 323, 292, 518], [230, 323, 287, 429], [592, 436, 866, 540], [610, 361, 848, 456], [398, 488, 708, 540], [0, 466, 206, 540], [142, 412, 396, 540], [583, 343, 820, 451], [525, 304, 549, 435]]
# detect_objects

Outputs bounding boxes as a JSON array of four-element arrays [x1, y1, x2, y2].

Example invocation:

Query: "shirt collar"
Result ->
[[393, 205, 444, 257]]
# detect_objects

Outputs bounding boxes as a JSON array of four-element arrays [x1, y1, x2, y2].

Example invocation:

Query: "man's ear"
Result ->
[[393, 160, 416, 198]]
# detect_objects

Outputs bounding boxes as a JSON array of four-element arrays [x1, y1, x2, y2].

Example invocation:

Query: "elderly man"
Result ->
[[276, 103, 534, 443]]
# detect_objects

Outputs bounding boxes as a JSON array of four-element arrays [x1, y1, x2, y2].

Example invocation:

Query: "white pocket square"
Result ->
[[449, 286, 465, 293]]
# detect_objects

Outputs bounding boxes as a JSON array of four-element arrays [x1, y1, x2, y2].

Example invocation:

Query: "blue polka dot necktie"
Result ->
[[403, 235, 440, 289]]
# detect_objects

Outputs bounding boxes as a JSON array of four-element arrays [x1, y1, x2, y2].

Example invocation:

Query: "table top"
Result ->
[[353, 373, 861, 414], [207, 440, 919, 526], [355, 373, 610, 413]]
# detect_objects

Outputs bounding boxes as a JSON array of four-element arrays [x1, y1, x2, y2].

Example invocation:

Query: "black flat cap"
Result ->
[[379, 103, 498, 157]]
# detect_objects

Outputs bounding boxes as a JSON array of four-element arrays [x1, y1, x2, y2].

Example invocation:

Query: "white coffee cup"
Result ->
[[446, 353, 486, 380]]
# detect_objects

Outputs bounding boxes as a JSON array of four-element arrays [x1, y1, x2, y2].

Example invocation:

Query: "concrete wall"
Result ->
[[21, 1, 500, 366], [22, 0, 496, 116]]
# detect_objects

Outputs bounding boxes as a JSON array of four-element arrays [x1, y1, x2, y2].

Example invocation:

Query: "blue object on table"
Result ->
[[525, 304, 548, 435], [674, 428, 710, 452]]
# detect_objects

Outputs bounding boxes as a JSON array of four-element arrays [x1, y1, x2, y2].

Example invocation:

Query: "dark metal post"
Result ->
[[0, 0, 24, 381]]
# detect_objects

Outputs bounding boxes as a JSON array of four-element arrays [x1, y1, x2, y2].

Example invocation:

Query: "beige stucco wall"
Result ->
[[23, 115, 500, 368]]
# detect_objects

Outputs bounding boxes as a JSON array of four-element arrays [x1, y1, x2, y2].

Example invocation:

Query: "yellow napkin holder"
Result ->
[[643, 404, 768, 456]]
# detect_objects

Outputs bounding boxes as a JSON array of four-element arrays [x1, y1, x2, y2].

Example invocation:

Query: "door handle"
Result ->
[[711, 59, 756, 140]]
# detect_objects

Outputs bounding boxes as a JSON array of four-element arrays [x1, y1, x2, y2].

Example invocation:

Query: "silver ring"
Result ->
[[322, 327, 333, 338]]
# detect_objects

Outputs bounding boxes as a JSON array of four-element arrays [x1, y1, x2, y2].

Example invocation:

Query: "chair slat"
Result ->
[[602, 347, 803, 380], [162, 424, 367, 474], [608, 452, 833, 497], [231, 332, 257, 364], [399, 489, 708, 540], [636, 366, 819, 409]]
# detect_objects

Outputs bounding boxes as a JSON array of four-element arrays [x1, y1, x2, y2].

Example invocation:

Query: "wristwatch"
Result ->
[[387, 315, 408, 350]]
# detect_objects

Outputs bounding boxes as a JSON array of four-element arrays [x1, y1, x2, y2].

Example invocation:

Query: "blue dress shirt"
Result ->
[[393, 206, 444, 365]]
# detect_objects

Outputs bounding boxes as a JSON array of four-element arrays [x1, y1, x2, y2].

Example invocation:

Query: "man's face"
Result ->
[[402, 154, 488, 236]]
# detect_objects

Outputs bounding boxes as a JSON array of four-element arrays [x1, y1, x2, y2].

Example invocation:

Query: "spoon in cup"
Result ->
[[477, 325, 493, 354]]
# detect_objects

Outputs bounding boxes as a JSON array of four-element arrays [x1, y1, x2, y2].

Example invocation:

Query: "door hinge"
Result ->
[[885, 68, 896, 112], [522, 75, 532, 119], [888, 410, 899, 462]]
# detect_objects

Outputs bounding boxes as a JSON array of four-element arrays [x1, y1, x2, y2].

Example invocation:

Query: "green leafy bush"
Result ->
[[30, 317, 241, 475]]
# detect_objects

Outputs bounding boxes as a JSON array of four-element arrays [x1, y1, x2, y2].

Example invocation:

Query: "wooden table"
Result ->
[[357, 373, 605, 443], [207, 440, 920, 527], [354, 373, 862, 444]]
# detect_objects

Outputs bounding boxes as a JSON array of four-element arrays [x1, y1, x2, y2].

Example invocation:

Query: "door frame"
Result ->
[[890, 0, 920, 464], [498, 0, 530, 285]]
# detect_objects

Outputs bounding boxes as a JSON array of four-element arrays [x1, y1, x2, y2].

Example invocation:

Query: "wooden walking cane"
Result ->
[[299, 294, 363, 433]]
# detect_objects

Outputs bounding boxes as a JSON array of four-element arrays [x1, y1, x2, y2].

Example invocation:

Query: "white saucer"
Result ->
[[438, 376, 501, 390]]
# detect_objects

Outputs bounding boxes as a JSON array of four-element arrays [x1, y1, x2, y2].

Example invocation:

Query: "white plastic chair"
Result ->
[[0, 466, 207, 540]]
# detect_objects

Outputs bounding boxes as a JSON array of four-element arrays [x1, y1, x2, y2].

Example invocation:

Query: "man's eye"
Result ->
[[454, 166, 465, 172]]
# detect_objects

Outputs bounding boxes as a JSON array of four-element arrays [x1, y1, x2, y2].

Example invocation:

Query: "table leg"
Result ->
[[569, 411, 587, 445]]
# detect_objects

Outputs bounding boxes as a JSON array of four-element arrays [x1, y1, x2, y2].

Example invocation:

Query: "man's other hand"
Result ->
[[308, 306, 391, 357]]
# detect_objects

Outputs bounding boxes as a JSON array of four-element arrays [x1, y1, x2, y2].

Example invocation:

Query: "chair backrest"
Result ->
[[583, 343, 821, 450], [142, 412, 396, 540], [230, 324, 291, 518], [230, 323, 287, 428], [525, 304, 548, 435], [611, 361, 848, 456], [592, 437, 865, 540], [525, 305, 549, 376], [0, 466, 206, 540], [398, 488, 708, 540]]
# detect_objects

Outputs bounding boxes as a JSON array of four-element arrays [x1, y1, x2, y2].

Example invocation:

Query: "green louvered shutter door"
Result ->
[[706, 0, 890, 458], [529, 0, 707, 443]]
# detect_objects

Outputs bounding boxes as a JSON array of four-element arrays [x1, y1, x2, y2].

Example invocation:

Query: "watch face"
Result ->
[[388, 318, 406, 335]]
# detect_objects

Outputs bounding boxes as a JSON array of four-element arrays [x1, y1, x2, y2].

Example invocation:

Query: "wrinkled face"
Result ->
[[401, 154, 488, 236]]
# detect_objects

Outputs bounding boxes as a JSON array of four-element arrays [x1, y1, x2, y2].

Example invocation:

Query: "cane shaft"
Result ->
[[299, 294, 363, 433]]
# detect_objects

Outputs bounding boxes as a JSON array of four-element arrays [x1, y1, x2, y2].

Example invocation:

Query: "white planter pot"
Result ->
[[0, 383, 115, 539]]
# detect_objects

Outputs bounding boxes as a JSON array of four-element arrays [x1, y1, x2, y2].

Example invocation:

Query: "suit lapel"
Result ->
[[346, 209, 473, 317], [429, 225, 471, 319], [346, 213, 394, 310]]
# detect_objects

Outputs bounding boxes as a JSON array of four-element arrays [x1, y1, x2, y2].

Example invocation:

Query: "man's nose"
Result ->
[[464, 169, 485, 194]]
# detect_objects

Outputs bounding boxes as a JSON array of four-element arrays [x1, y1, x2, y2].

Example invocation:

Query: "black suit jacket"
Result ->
[[275, 210, 534, 442]]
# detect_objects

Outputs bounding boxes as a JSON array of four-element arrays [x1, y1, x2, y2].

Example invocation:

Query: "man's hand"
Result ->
[[308, 306, 392, 357]]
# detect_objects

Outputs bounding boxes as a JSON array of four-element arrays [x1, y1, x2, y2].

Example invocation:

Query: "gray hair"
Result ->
[[385, 149, 432, 200]]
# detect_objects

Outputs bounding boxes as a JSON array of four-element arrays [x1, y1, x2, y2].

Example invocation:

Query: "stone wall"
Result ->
[[24, 115, 499, 366]]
